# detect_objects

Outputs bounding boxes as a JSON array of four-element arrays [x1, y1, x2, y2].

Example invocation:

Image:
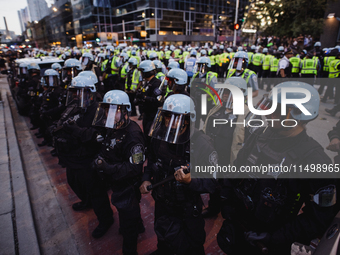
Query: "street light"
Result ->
[[328, 13, 335, 19], [53, 7, 58, 12]]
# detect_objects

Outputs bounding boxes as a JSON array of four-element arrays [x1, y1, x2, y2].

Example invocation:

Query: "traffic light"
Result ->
[[234, 23, 240, 30], [238, 8, 245, 24]]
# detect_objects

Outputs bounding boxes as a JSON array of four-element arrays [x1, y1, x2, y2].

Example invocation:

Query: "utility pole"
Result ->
[[233, 0, 239, 46], [122, 20, 126, 44]]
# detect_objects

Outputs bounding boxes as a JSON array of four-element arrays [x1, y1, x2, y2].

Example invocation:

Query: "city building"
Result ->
[[18, 7, 31, 33], [23, 0, 251, 47], [27, 0, 50, 22]]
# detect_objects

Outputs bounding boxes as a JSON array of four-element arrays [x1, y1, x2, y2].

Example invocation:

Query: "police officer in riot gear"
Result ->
[[227, 51, 259, 98], [202, 77, 249, 218], [125, 58, 141, 117], [26, 62, 42, 130], [140, 94, 218, 255], [190, 56, 218, 129], [92, 90, 145, 255], [81, 52, 95, 71], [53, 76, 113, 238], [38, 69, 62, 147], [163, 68, 189, 98], [136, 60, 162, 138], [102, 46, 120, 92], [217, 82, 338, 255]]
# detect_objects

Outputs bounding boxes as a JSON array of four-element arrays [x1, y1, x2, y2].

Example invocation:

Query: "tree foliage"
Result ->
[[245, 0, 329, 38]]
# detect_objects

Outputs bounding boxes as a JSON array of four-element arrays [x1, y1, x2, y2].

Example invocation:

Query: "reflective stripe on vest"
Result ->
[[227, 69, 255, 86], [329, 60, 340, 78], [120, 62, 128, 78], [252, 53, 263, 66], [262, 55, 272, 70], [247, 52, 254, 64], [156, 72, 165, 80], [125, 69, 140, 90], [323, 56, 336, 72], [165, 51, 171, 59], [289, 57, 301, 74], [270, 57, 279, 72], [209, 55, 215, 65], [192, 72, 217, 101], [301, 58, 317, 75], [110, 57, 118, 75]]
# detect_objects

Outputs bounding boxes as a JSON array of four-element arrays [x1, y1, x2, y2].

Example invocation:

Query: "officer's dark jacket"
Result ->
[[41, 87, 62, 119], [98, 120, 145, 186], [142, 76, 161, 120], [222, 127, 337, 250], [142, 128, 217, 204], [55, 102, 101, 168], [328, 120, 340, 144]]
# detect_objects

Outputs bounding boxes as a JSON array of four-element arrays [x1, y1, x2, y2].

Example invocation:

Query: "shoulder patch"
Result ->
[[209, 151, 219, 166], [130, 143, 145, 164]]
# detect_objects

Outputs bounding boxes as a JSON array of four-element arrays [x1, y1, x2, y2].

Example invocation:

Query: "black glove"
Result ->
[[93, 156, 112, 174], [62, 119, 79, 133], [244, 231, 271, 246]]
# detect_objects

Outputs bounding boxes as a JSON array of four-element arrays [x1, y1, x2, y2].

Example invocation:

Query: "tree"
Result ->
[[244, 0, 329, 38]]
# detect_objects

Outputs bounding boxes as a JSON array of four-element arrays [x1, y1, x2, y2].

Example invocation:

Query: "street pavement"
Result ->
[[0, 75, 339, 255]]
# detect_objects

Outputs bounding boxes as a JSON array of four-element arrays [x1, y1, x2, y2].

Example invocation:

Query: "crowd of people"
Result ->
[[1, 40, 340, 255]]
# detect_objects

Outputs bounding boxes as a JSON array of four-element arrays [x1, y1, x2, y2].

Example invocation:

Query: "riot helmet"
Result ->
[[149, 94, 196, 144], [92, 90, 131, 129]]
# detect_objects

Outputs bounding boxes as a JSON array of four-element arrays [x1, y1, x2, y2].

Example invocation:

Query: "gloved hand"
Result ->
[[244, 231, 271, 246], [92, 156, 111, 174], [62, 119, 79, 133]]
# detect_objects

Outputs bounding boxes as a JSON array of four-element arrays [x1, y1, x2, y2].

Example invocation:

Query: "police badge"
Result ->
[[129, 144, 145, 164]]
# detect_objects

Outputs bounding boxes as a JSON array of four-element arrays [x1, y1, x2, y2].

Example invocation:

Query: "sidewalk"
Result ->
[[0, 75, 40, 255]]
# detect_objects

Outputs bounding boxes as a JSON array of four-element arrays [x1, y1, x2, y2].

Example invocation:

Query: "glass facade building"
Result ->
[[25, 0, 250, 47]]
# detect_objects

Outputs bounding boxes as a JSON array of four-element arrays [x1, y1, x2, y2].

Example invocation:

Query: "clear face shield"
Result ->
[[245, 95, 298, 136], [65, 87, 93, 108], [148, 109, 191, 144], [44, 76, 59, 87], [228, 57, 246, 71], [92, 103, 130, 129], [18, 67, 28, 78], [196, 63, 207, 77], [62, 67, 78, 83], [81, 57, 90, 66]]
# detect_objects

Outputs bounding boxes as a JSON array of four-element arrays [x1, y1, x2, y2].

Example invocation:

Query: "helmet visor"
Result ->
[[62, 67, 77, 83], [229, 57, 245, 71], [82, 57, 89, 66], [19, 67, 27, 76], [65, 87, 92, 108], [44, 76, 59, 87], [149, 109, 191, 144], [92, 103, 129, 129]]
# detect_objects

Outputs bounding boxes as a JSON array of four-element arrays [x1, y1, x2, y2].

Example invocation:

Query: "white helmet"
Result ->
[[139, 60, 156, 73], [103, 90, 131, 110], [78, 70, 98, 84], [69, 75, 96, 92], [166, 68, 188, 85], [43, 69, 60, 87], [92, 90, 131, 129], [220, 77, 248, 109], [149, 94, 196, 144], [229, 51, 249, 71]]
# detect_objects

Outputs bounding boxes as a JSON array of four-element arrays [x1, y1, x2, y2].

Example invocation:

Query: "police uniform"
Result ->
[[142, 129, 218, 255], [125, 68, 141, 116], [218, 127, 337, 255], [105, 55, 120, 92], [39, 86, 63, 145], [277, 56, 292, 78], [139, 76, 162, 137], [54, 101, 113, 228], [94, 120, 145, 255]]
